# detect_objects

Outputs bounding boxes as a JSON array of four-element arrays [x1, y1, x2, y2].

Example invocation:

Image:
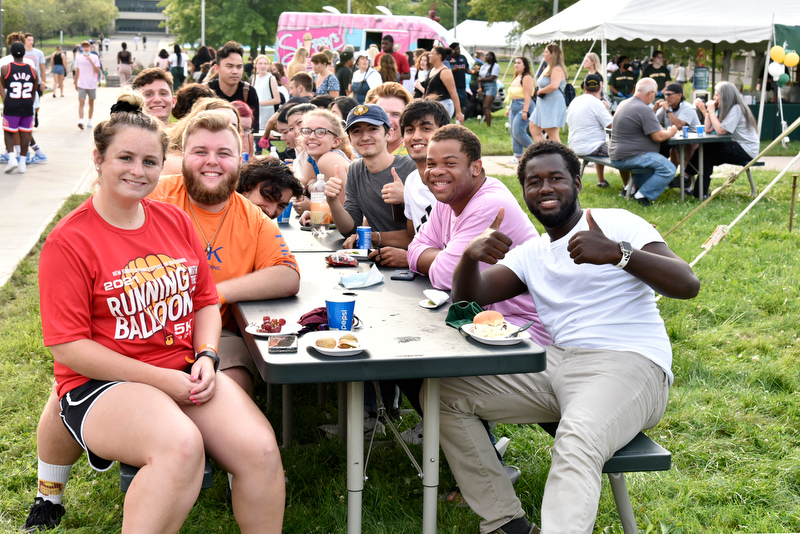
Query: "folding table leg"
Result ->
[[421, 378, 440, 534], [346, 382, 364, 534], [337, 382, 347, 441]]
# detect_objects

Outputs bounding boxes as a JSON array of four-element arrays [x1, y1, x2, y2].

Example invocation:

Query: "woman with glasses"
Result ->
[[301, 109, 354, 209]]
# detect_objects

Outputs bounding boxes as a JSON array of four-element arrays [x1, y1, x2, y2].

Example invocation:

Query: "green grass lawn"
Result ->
[[1, 169, 800, 532]]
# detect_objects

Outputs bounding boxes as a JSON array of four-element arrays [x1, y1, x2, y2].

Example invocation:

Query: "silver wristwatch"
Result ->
[[615, 241, 633, 269]]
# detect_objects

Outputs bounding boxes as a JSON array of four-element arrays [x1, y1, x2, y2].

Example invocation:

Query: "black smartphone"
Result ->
[[268, 334, 298, 353], [391, 270, 416, 281]]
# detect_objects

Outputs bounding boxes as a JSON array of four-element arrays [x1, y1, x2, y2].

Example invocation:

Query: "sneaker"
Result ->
[[25, 152, 33, 164], [23, 497, 66, 532], [4, 156, 18, 174], [637, 197, 652, 207], [0, 152, 9, 163], [507, 156, 519, 165], [491, 516, 540, 534], [78, 121, 84, 131], [86, 120, 93, 129], [400, 420, 424, 445], [18, 159, 26, 174], [30, 153, 47, 164]]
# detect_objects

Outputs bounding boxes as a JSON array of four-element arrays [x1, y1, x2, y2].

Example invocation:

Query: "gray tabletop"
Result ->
[[666, 132, 732, 146], [278, 214, 345, 253], [234, 254, 547, 384]]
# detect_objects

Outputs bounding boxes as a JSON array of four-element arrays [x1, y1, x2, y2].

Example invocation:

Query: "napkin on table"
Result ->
[[340, 263, 385, 289], [423, 289, 449, 307]]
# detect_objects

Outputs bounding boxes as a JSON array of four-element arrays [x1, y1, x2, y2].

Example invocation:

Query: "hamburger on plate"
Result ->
[[473, 310, 511, 338]]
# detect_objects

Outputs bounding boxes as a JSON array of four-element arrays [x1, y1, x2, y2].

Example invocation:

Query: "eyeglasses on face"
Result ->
[[662, 92, 676, 97], [299, 127, 336, 138]]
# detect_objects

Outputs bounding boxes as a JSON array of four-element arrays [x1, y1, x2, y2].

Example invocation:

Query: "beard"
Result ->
[[526, 186, 580, 230], [181, 160, 240, 206]]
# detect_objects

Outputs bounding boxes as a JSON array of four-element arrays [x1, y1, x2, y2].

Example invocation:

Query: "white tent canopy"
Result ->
[[448, 20, 520, 50], [521, 0, 800, 49]]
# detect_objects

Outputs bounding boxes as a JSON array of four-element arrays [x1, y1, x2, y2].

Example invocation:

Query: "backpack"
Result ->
[[563, 83, 576, 106]]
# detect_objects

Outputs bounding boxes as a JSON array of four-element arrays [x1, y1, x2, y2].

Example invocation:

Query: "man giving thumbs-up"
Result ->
[[438, 141, 700, 534]]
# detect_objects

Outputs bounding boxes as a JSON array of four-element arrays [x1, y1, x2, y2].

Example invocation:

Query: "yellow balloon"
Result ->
[[784, 51, 799, 67], [771, 45, 786, 63]]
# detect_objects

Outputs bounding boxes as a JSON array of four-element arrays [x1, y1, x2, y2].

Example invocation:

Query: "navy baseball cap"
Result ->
[[345, 104, 391, 132], [584, 73, 603, 90]]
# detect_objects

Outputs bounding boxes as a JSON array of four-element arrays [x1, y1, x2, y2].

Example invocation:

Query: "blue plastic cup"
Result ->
[[696, 125, 705, 137], [277, 202, 293, 224], [326, 296, 356, 330]]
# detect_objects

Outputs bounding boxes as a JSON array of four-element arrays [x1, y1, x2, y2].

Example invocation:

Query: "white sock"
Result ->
[[36, 458, 73, 505], [634, 190, 645, 200], [228, 472, 233, 489], [14, 145, 20, 156]]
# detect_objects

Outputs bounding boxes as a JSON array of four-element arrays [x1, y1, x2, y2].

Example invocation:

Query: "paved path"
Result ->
[[0, 35, 171, 287]]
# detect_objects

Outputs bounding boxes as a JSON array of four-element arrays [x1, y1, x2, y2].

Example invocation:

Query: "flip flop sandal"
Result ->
[[597, 181, 610, 188]]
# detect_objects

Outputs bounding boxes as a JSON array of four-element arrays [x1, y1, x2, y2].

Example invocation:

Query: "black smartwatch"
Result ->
[[196, 350, 220, 372]]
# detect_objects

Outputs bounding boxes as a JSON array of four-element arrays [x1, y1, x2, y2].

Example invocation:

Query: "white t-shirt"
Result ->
[[403, 169, 437, 234], [403, 67, 417, 95], [479, 63, 500, 80], [253, 72, 276, 130], [168, 52, 190, 70], [351, 68, 382, 90], [499, 208, 674, 384], [566, 94, 612, 156], [0, 55, 35, 69], [655, 100, 701, 132]]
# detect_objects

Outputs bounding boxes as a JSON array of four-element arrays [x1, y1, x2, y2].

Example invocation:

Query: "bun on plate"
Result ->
[[473, 310, 509, 338]]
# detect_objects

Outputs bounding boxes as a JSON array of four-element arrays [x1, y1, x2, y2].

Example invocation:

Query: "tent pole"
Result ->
[[757, 41, 770, 138], [711, 43, 716, 94], [601, 37, 608, 89]]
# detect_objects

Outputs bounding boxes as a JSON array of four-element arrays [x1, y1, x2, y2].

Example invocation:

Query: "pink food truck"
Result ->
[[276, 12, 454, 65]]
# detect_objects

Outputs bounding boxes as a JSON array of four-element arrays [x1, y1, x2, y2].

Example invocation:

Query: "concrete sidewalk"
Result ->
[[0, 36, 176, 287]]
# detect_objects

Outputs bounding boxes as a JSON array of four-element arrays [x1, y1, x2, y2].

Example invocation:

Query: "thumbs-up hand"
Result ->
[[464, 207, 514, 265], [567, 209, 620, 265], [381, 167, 405, 204], [325, 165, 343, 201]]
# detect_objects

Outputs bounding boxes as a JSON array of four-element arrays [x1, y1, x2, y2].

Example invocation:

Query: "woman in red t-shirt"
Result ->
[[38, 90, 285, 533]]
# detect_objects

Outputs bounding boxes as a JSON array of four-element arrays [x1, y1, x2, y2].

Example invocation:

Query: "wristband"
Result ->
[[196, 350, 220, 372], [376, 231, 382, 247], [217, 290, 226, 306], [197, 343, 218, 356]]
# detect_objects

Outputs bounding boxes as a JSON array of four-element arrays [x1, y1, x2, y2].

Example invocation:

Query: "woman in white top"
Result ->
[[301, 109, 353, 208], [413, 52, 430, 99], [168, 44, 190, 91], [350, 52, 382, 104], [252, 55, 281, 132]]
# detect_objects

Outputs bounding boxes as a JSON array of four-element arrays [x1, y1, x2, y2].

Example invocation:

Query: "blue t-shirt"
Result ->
[[449, 54, 468, 90]]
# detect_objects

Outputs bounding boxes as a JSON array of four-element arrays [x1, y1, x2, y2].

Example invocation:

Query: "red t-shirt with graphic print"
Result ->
[[39, 197, 219, 398]]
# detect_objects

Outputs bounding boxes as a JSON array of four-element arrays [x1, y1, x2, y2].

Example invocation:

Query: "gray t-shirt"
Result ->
[[343, 155, 416, 236], [655, 100, 701, 132], [609, 96, 662, 161], [718, 104, 760, 158]]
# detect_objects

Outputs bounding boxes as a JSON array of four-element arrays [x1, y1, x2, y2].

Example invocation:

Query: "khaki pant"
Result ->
[[437, 345, 670, 534]]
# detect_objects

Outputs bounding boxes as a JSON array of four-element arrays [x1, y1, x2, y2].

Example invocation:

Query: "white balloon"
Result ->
[[768, 61, 785, 78]]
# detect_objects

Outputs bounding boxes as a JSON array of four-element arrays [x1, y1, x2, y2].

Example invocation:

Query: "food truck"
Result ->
[[276, 12, 454, 65]]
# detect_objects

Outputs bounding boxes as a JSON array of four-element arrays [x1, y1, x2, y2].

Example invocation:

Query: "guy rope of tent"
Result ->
[[664, 113, 800, 239]]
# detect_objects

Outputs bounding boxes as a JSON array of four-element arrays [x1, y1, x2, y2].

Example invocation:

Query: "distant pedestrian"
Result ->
[[142, 35, 147, 50], [1, 43, 37, 174], [50, 46, 67, 97], [134, 35, 140, 50], [117, 42, 134, 85], [103, 37, 109, 52], [74, 41, 101, 130], [169, 44, 189, 91]]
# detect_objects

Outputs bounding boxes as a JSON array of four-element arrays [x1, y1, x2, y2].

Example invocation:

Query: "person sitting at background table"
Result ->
[[29, 92, 286, 534], [687, 81, 760, 199], [441, 140, 699, 534], [654, 83, 700, 189], [608, 56, 637, 100], [566, 73, 614, 188], [237, 156, 304, 219], [231, 100, 255, 159], [609, 78, 678, 206]]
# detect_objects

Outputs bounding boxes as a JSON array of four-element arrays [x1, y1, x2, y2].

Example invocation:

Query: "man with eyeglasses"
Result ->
[[655, 83, 700, 189], [131, 68, 176, 127], [609, 78, 678, 206]]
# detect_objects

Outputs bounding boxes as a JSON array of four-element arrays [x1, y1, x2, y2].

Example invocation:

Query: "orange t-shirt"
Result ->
[[150, 174, 299, 329]]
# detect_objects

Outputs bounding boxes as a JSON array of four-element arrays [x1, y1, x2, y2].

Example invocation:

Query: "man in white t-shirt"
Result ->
[[567, 73, 613, 188], [443, 141, 700, 534]]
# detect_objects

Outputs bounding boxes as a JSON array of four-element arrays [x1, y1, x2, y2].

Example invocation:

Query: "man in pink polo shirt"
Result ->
[[74, 41, 101, 130]]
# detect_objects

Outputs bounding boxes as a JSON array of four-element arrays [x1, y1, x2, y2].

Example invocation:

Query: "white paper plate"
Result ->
[[245, 323, 301, 337], [337, 249, 374, 261], [419, 299, 444, 309], [461, 323, 531, 345], [307, 331, 365, 357]]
